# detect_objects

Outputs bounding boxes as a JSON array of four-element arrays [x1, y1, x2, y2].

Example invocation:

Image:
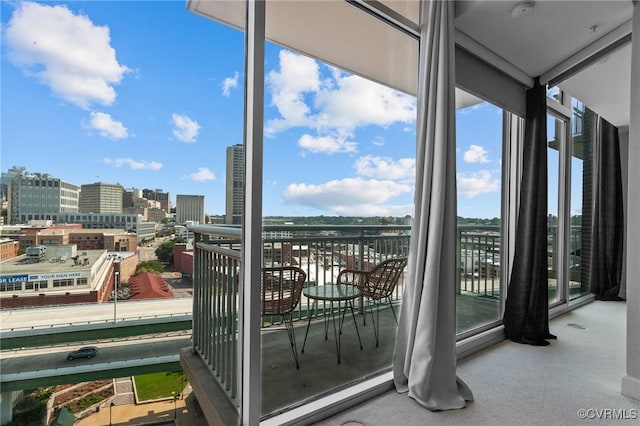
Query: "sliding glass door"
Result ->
[[455, 91, 504, 333], [547, 96, 594, 306], [547, 113, 565, 304], [568, 99, 595, 300], [258, 1, 418, 417]]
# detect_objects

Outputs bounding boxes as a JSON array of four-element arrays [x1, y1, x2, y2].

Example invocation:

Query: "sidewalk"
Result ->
[[75, 391, 207, 426]]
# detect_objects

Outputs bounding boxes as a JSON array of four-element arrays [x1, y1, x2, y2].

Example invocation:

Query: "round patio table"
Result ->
[[301, 284, 363, 364]]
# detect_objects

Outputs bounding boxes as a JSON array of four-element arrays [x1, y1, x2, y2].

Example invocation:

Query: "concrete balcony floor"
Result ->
[[261, 293, 501, 416]]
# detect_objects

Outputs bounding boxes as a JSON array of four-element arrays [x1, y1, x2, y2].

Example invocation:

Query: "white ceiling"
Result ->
[[454, 0, 633, 127], [559, 43, 631, 127], [188, 0, 634, 128], [187, 0, 418, 95]]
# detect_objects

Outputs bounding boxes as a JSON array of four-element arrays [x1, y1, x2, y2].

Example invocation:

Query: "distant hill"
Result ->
[[261, 215, 500, 226], [205, 214, 501, 227]]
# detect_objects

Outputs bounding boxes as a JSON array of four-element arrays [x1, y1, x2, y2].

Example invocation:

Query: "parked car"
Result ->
[[67, 346, 98, 360]]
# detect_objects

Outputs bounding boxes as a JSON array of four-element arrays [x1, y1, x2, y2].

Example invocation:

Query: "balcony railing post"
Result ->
[[189, 225, 243, 412], [456, 226, 462, 294], [358, 230, 365, 270]]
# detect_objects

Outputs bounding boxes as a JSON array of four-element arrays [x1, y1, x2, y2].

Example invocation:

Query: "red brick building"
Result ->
[[0, 239, 19, 262]]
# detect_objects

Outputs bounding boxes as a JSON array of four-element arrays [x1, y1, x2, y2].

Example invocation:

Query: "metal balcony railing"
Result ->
[[189, 222, 583, 407], [261, 224, 411, 323], [189, 224, 411, 406], [190, 225, 242, 406], [457, 226, 501, 297]]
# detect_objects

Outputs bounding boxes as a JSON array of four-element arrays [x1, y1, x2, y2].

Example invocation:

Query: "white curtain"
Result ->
[[393, 0, 473, 410]]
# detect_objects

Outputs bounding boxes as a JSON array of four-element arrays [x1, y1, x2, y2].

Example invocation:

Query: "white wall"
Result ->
[[619, 127, 629, 298]]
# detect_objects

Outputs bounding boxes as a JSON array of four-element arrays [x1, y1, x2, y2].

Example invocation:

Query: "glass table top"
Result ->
[[303, 284, 360, 301]]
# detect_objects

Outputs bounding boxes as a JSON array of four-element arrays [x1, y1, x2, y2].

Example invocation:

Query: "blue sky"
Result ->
[[1, 0, 505, 218]]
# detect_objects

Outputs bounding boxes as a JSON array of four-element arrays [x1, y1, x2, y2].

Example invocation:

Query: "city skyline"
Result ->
[[2, 1, 505, 219]]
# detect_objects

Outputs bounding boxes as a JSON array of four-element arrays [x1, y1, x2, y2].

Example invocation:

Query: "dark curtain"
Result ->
[[503, 80, 557, 346], [590, 118, 624, 300]]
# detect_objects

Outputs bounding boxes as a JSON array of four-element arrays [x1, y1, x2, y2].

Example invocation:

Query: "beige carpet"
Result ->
[[314, 300, 639, 426]]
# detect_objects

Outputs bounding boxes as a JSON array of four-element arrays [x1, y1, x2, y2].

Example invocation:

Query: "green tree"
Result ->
[[8, 387, 53, 426], [155, 240, 175, 265], [135, 260, 165, 275]]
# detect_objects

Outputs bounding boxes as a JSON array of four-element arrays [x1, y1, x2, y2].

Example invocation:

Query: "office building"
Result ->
[[176, 194, 205, 225], [122, 188, 137, 209], [226, 144, 244, 224], [9, 225, 137, 252], [1, 166, 26, 202], [7, 212, 150, 241], [123, 188, 167, 223], [146, 208, 166, 223], [142, 188, 172, 213], [0, 247, 138, 308], [6, 170, 80, 225], [58, 212, 142, 232], [79, 182, 124, 214]]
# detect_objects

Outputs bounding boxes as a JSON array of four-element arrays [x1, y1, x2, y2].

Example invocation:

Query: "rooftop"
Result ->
[[129, 272, 173, 300], [0, 249, 106, 276]]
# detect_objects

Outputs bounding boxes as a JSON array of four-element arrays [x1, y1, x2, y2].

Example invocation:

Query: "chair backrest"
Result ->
[[261, 266, 306, 316], [365, 257, 408, 300]]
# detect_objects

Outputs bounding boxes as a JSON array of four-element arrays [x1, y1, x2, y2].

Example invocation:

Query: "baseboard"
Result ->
[[622, 374, 640, 401]]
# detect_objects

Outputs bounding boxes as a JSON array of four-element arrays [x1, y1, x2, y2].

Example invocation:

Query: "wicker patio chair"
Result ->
[[261, 266, 307, 369], [336, 257, 408, 347]]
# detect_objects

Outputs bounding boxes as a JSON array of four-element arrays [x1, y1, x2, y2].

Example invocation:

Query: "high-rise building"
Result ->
[[6, 170, 80, 224], [121, 188, 167, 222], [122, 188, 138, 209], [79, 182, 124, 214], [226, 144, 244, 225], [143, 188, 172, 213], [176, 194, 205, 225], [1, 166, 26, 202]]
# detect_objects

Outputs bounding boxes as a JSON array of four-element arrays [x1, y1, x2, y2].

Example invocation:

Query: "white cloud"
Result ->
[[84, 112, 128, 139], [266, 50, 320, 134], [103, 158, 162, 170], [372, 136, 385, 147], [221, 72, 239, 97], [463, 145, 490, 164], [314, 72, 416, 132], [283, 177, 412, 216], [354, 156, 415, 180], [457, 170, 500, 198], [4, 1, 129, 109], [171, 113, 200, 143], [189, 167, 216, 182], [265, 50, 416, 136], [298, 134, 357, 154]]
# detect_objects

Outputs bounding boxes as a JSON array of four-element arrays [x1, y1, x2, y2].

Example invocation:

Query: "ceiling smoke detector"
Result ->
[[511, 2, 534, 18]]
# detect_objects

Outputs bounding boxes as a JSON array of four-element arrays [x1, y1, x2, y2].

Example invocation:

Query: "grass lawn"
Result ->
[[133, 371, 187, 402]]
